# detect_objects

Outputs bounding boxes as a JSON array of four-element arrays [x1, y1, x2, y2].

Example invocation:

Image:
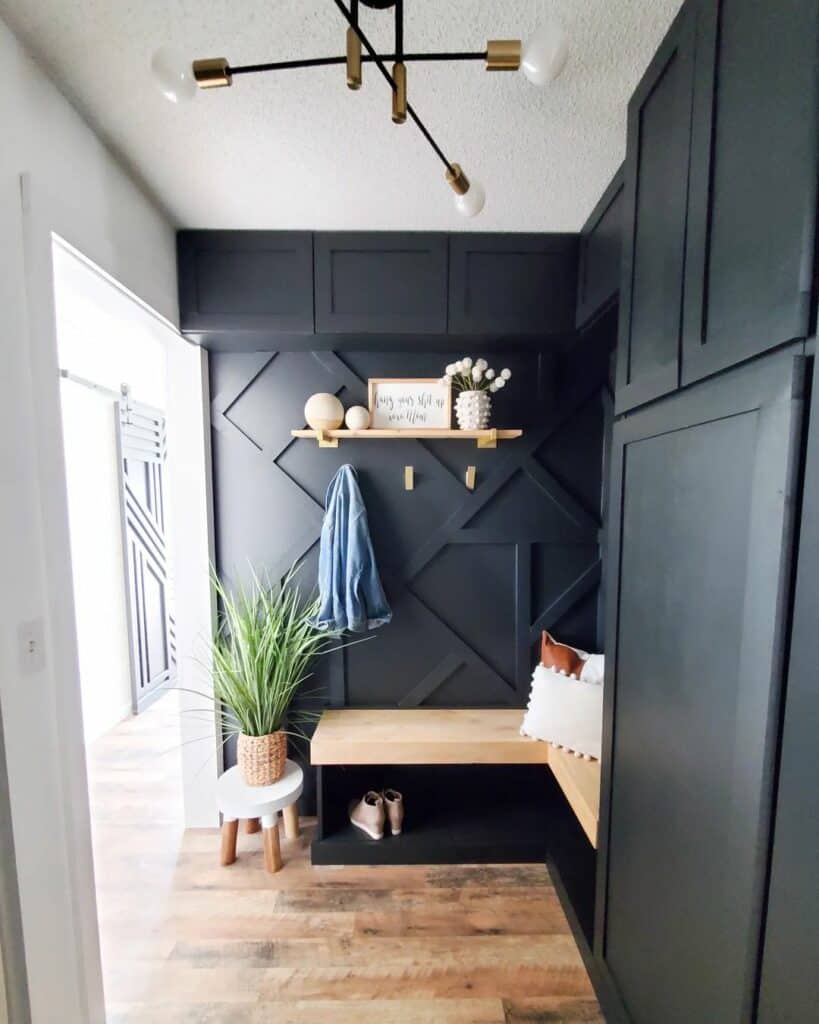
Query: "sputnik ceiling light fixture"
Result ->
[[151, 0, 568, 218]]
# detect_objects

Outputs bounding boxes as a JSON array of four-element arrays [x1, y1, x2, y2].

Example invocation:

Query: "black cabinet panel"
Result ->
[[576, 167, 624, 329], [615, 6, 697, 413], [598, 350, 805, 1023], [682, 0, 818, 385], [757, 353, 819, 1022], [314, 232, 448, 334], [178, 231, 314, 334], [448, 234, 577, 335]]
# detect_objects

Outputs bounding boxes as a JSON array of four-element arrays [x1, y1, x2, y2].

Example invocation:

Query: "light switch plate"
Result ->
[[18, 619, 46, 674]]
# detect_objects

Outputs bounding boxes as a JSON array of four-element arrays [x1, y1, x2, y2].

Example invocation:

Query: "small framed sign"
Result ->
[[368, 378, 452, 430]]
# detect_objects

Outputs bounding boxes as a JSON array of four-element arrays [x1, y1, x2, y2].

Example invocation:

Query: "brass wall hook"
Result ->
[[465, 466, 476, 490], [404, 466, 414, 491]]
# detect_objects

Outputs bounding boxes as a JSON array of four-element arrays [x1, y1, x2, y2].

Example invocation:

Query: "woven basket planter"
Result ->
[[237, 731, 287, 786]]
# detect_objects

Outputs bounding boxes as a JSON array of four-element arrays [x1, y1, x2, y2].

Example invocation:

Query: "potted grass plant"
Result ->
[[210, 566, 342, 786]]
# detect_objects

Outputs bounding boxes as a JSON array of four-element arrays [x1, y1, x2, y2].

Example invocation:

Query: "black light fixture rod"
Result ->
[[401, 51, 485, 62], [331, 0, 455, 173], [230, 56, 346, 75], [229, 51, 486, 76], [395, 0, 404, 60]]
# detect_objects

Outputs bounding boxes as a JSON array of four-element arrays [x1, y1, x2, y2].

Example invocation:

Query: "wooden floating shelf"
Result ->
[[291, 428, 523, 449]]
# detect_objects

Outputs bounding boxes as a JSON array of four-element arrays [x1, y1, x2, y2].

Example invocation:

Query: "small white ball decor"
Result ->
[[304, 393, 344, 432], [344, 405, 371, 431], [440, 355, 513, 431]]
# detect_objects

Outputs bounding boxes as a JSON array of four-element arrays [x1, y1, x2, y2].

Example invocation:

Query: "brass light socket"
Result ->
[[485, 39, 522, 71], [346, 27, 362, 89], [192, 57, 232, 88], [392, 61, 407, 124], [445, 163, 470, 196]]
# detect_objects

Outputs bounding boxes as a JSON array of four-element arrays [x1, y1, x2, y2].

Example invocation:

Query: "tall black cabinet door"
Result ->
[[615, 5, 698, 414], [757, 354, 819, 1022], [682, 0, 819, 385], [314, 232, 448, 334], [597, 349, 806, 1023], [575, 167, 624, 330]]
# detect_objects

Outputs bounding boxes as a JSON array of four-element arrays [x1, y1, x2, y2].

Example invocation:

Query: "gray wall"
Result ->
[[209, 345, 610, 786]]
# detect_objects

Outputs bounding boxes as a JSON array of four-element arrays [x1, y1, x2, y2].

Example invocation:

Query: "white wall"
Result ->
[[53, 241, 168, 406], [0, 16, 180, 1024], [54, 241, 169, 745], [166, 340, 221, 827], [59, 384, 132, 743]]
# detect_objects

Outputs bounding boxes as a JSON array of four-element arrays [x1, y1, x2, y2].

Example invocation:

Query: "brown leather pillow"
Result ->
[[541, 631, 584, 677]]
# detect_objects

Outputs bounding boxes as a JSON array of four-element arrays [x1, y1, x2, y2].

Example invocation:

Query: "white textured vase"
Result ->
[[455, 389, 492, 430]]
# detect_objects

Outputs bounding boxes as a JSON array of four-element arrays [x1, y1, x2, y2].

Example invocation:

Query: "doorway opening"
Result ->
[[53, 239, 194, 1012]]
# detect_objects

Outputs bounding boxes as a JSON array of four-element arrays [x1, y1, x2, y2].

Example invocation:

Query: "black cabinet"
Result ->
[[177, 231, 314, 334], [576, 167, 624, 329], [682, 0, 818, 385], [314, 232, 448, 334], [448, 234, 577, 335], [615, 5, 698, 413], [757, 352, 819, 1023], [178, 230, 581, 344], [598, 349, 806, 1023]]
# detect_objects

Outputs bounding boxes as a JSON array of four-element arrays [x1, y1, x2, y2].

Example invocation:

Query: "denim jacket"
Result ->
[[315, 464, 392, 632]]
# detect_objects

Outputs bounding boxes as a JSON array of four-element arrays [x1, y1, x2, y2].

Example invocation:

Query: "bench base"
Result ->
[[313, 764, 554, 866]]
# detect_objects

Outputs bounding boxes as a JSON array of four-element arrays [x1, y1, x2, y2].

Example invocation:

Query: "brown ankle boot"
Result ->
[[382, 788, 404, 836], [349, 791, 385, 840]]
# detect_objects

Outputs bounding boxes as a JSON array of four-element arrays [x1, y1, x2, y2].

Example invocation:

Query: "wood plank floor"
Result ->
[[87, 695, 601, 1023]]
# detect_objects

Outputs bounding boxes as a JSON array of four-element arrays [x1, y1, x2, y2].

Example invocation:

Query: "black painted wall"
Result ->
[[210, 341, 611, 788]]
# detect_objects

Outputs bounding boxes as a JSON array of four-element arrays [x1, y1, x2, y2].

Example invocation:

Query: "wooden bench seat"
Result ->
[[311, 708, 600, 847]]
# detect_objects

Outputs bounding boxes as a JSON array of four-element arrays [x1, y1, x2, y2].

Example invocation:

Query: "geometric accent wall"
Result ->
[[210, 345, 610, 716]]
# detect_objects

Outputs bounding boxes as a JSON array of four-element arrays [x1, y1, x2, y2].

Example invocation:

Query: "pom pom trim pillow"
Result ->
[[521, 662, 605, 760]]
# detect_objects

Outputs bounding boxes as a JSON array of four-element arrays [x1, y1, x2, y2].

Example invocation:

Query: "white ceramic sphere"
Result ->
[[345, 405, 371, 430], [304, 393, 344, 431]]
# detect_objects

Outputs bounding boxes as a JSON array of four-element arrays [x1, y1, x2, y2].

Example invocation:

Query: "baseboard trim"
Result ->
[[547, 852, 631, 1024]]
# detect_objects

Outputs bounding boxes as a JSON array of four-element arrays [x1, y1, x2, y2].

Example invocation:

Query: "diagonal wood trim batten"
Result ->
[[210, 349, 607, 708]]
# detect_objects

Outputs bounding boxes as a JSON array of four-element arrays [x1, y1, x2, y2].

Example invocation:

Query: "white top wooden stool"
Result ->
[[216, 760, 303, 873]]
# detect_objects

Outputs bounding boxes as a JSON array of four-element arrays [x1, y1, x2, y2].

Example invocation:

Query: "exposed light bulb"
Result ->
[[521, 22, 569, 86], [151, 48, 197, 103], [446, 163, 486, 219], [455, 179, 486, 219]]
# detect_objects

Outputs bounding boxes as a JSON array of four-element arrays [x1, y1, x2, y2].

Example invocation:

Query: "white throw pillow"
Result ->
[[520, 662, 604, 760]]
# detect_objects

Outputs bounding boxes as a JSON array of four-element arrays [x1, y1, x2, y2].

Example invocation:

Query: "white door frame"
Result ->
[[0, 174, 218, 1023]]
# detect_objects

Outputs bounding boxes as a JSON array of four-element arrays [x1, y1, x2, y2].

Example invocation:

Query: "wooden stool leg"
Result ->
[[261, 813, 282, 873], [220, 818, 238, 866], [246, 817, 261, 834], [283, 802, 300, 840]]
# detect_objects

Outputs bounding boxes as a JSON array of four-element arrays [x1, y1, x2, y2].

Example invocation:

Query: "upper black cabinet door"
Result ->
[[757, 353, 819, 1023], [178, 231, 314, 334], [681, 0, 818, 386], [575, 167, 624, 329], [597, 349, 806, 1023], [448, 234, 577, 335], [615, 6, 697, 414], [314, 232, 448, 334]]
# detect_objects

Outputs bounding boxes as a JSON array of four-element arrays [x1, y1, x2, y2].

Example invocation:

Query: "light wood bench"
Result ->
[[311, 708, 600, 854]]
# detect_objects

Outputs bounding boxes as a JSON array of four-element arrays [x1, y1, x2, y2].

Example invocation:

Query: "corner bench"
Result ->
[[310, 708, 600, 865]]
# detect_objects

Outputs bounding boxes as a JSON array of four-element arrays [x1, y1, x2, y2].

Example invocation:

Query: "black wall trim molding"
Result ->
[[209, 346, 609, 736]]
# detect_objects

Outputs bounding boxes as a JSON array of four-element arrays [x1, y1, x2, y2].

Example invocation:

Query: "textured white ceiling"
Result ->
[[1, 0, 683, 231]]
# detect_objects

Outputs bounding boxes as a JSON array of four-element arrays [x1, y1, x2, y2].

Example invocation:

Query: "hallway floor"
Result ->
[[87, 695, 601, 1023]]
